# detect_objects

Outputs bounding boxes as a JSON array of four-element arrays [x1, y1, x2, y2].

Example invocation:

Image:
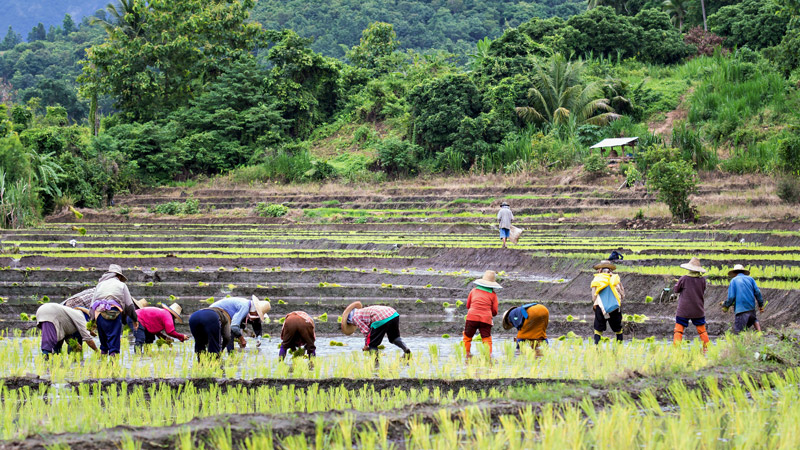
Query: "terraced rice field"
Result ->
[[1, 178, 799, 449]]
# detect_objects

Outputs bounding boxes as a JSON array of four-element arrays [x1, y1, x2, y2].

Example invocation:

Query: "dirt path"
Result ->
[[649, 88, 693, 139]]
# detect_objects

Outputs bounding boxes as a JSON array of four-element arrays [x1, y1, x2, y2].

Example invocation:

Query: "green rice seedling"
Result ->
[[145, 282, 154, 286], [38, 296, 50, 304], [566, 315, 574, 322], [425, 284, 432, 288], [218, 267, 226, 271], [209, 426, 232, 450], [329, 341, 344, 346], [277, 317, 285, 324], [263, 334, 270, 339], [198, 281, 209, 287], [226, 284, 237, 290], [645, 296, 654, 303], [455, 300, 463, 307], [277, 300, 287, 305], [169, 295, 178, 301], [337, 316, 342, 323], [19, 313, 30, 321], [442, 334, 450, 338], [317, 313, 328, 322], [203, 297, 215, 304], [119, 433, 141, 450], [443, 302, 451, 308], [380, 283, 393, 288]]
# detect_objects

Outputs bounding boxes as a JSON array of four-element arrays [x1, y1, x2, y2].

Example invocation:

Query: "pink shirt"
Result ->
[[137, 307, 185, 340]]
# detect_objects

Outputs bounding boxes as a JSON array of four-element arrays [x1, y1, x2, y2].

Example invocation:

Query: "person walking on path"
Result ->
[[497, 202, 514, 248], [463, 270, 501, 357], [90, 264, 138, 356], [722, 264, 764, 333], [134, 303, 187, 352], [590, 260, 625, 345], [502, 303, 549, 349], [342, 303, 411, 356], [673, 257, 710, 350], [279, 311, 316, 359], [36, 303, 99, 356], [189, 306, 233, 356], [208, 296, 270, 349]]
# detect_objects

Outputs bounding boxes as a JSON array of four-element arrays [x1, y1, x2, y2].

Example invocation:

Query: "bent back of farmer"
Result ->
[[279, 311, 316, 359], [36, 303, 98, 356], [90, 264, 136, 356]]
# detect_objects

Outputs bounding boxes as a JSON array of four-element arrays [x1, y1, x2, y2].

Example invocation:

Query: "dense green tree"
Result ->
[[709, 0, 788, 49], [0, 27, 22, 50], [633, 8, 693, 64], [266, 30, 342, 139], [408, 73, 484, 153], [515, 54, 619, 127], [62, 14, 77, 35], [27, 23, 47, 42], [346, 22, 402, 73], [82, 0, 266, 122]]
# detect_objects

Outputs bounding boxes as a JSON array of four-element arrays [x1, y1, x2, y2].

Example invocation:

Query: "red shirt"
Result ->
[[465, 288, 498, 325], [137, 307, 186, 340]]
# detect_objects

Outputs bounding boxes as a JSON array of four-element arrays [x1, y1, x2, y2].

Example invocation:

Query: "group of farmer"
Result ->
[[37, 253, 765, 358]]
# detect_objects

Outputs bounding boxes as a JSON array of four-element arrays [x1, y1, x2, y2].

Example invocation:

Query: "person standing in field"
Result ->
[[590, 260, 625, 344], [279, 311, 316, 359], [90, 264, 138, 356], [672, 258, 710, 350], [502, 303, 549, 349], [36, 303, 99, 356], [342, 302, 411, 356], [497, 202, 514, 249], [722, 264, 764, 333], [134, 303, 187, 352], [463, 270, 501, 357]]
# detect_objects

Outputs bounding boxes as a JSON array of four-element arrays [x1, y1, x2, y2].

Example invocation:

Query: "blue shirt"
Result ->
[[724, 274, 763, 314], [209, 297, 251, 336]]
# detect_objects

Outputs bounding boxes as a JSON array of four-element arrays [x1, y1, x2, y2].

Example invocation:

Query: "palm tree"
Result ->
[[515, 54, 620, 127], [663, 0, 688, 32], [92, 0, 145, 38]]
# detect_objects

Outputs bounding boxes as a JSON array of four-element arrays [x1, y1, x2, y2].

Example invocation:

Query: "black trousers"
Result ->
[[189, 309, 223, 354], [367, 316, 400, 349], [593, 307, 623, 334]]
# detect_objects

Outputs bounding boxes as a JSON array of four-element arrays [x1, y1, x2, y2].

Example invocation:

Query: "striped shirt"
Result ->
[[349, 306, 397, 337], [63, 288, 95, 309]]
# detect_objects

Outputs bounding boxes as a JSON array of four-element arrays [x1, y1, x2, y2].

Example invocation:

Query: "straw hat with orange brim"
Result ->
[[593, 260, 616, 271], [341, 301, 363, 335], [728, 264, 750, 277], [162, 303, 184, 323], [250, 295, 271, 322], [680, 257, 706, 273], [473, 270, 502, 289]]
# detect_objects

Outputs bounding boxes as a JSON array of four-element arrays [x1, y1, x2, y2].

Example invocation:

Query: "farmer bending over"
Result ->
[[590, 260, 625, 344], [722, 264, 764, 333], [90, 264, 138, 356], [502, 303, 549, 350], [673, 257, 710, 351], [342, 302, 411, 356], [36, 303, 98, 357], [279, 311, 316, 359], [497, 202, 514, 249], [208, 296, 270, 349], [189, 306, 233, 356], [62, 287, 95, 310], [134, 302, 187, 352], [463, 270, 501, 357]]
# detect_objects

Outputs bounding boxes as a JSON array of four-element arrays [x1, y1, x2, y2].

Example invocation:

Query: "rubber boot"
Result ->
[[463, 333, 472, 357], [615, 331, 623, 343], [673, 323, 685, 345], [484, 336, 493, 355], [593, 331, 602, 345], [393, 337, 411, 357], [697, 324, 709, 353]]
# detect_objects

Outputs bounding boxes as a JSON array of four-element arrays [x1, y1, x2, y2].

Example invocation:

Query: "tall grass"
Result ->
[[0, 169, 40, 229]]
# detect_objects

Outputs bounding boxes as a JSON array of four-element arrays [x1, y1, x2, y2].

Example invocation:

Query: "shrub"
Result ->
[[777, 176, 800, 204], [303, 160, 336, 181], [583, 152, 607, 177], [376, 137, 421, 176], [777, 133, 800, 174], [255, 202, 289, 217], [151, 199, 199, 215], [625, 166, 642, 187], [647, 159, 699, 221], [684, 27, 726, 57]]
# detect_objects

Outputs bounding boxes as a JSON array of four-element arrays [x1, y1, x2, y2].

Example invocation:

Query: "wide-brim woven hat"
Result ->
[[728, 264, 750, 277], [501, 202, 509, 207], [474, 270, 502, 289], [132, 298, 149, 309], [680, 257, 706, 273], [341, 301, 363, 335], [502, 308, 514, 330], [107, 264, 127, 282], [251, 295, 271, 321], [163, 303, 183, 323], [593, 260, 616, 271]]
